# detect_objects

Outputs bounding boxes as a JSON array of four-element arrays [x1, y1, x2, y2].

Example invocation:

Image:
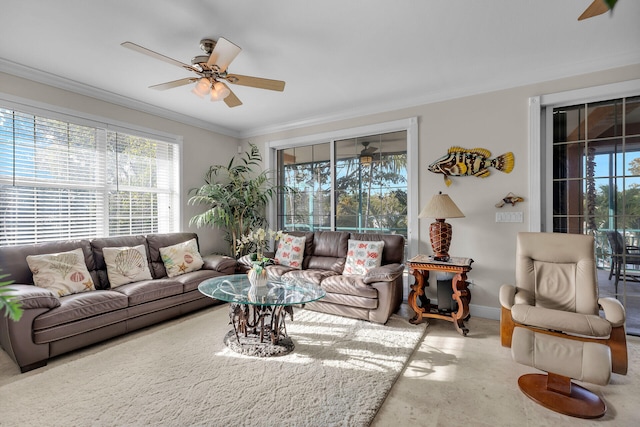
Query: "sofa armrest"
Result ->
[[363, 263, 404, 284], [4, 284, 60, 310], [598, 297, 626, 328], [202, 254, 237, 274]]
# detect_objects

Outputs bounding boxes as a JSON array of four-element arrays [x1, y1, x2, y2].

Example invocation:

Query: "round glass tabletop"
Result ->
[[198, 274, 326, 306]]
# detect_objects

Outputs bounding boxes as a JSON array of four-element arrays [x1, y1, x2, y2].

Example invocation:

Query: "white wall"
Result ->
[[4, 63, 640, 317], [242, 64, 640, 319], [0, 72, 240, 256]]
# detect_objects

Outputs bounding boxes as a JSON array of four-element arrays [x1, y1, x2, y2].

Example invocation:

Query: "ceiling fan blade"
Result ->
[[222, 83, 243, 108], [149, 77, 197, 91], [578, 0, 609, 20], [207, 37, 241, 73], [225, 74, 286, 92], [121, 41, 200, 73]]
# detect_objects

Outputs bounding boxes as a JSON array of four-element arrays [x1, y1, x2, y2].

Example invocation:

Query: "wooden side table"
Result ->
[[407, 254, 474, 336]]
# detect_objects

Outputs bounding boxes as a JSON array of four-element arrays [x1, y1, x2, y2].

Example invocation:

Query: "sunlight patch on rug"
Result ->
[[0, 305, 426, 427]]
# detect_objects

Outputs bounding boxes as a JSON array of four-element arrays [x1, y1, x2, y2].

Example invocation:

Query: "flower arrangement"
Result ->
[[236, 228, 285, 263]]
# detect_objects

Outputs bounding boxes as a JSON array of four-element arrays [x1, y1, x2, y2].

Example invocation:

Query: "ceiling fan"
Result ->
[[121, 37, 285, 108], [578, 0, 617, 20], [359, 141, 378, 165], [360, 141, 378, 156]]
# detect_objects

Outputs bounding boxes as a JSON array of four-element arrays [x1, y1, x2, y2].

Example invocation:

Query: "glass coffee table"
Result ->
[[198, 274, 326, 356]]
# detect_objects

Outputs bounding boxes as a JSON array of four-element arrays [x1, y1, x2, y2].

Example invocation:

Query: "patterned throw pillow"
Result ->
[[26, 248, 96, 297], [159, 238, 204, 278], [103, 245, 153, 287], [274, 234, 306, 269], [343, 240, 385, 275]]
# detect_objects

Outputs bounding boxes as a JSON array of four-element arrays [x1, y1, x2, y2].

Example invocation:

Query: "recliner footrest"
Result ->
[[511, 327, 611, 385]]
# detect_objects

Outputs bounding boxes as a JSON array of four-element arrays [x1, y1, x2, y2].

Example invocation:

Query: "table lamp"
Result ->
[[419, 192, 465, 261]]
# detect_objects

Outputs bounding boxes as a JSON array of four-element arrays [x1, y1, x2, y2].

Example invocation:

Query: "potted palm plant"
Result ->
[[189, 143, 293, 258], [1, 271, 23, 321]]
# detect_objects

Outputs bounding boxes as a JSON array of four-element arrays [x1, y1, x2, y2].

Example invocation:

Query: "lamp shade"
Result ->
[[419, 192, 464, 261], [419, 192, 465, 219]]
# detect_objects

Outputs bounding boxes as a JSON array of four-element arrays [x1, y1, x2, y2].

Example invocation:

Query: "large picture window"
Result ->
[[0, 106, 180, 245], [277, 131, 408, 237]]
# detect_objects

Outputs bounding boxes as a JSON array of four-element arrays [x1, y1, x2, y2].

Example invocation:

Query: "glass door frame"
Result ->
[[264, 117, 419, 260]]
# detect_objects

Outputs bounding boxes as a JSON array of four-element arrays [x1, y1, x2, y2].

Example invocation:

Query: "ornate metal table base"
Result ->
[[226, 303, 295, 356], [223, 330, 294, 357]]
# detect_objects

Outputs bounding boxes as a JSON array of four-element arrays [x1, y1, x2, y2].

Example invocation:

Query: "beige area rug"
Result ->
[[0, 305, 426, 426]]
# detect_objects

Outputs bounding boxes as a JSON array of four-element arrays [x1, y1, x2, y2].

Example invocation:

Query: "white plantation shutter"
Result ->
[[0, 107, 180, 245]]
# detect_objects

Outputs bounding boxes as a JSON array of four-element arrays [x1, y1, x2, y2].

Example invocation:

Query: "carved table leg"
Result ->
[[409, 269, 429, 324], [451, 272, 471, 336]]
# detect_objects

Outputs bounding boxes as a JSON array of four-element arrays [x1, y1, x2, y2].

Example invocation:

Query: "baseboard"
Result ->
[[469, 304, 500, 321]]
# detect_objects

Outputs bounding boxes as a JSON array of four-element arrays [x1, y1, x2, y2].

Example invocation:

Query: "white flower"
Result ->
[[235, 228, 285, 256]]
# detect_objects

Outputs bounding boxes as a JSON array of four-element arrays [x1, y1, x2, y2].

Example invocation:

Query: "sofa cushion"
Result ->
[[319, 275, 378, 299], [146, 232, 200, 278], [0, 239, 95, 287], [274, 234, 306, 269], [26, 248, 96, 297], [110, 279, 184, 306], [286, 231, 315, 269], [349, 233, 405, 265], [305, 231, 349, 273], [103, 245, 153, 287], [91, 235, 150, 289], [265, 264, 297, 280], [316, 292, 379, 310], [33, 290, 128, 330], [281, 269, 340, 286], [159, 238, 204, 278], [344, 240, 384, 275]]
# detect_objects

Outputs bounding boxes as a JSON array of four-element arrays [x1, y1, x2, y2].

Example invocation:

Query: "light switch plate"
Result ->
[[496, 212, 523, 223]]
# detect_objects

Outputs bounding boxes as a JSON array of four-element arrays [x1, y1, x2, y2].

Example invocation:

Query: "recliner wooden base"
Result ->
[[518, 373, 606, 419]]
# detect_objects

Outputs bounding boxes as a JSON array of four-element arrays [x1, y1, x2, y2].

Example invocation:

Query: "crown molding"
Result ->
[[2, 50, 638, 141], [239, 51, 640, 139], [0, 58, 240, 138]]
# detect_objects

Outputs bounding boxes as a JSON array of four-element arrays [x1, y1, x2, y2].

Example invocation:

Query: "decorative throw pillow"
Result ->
[[159, 238, 204, 278], [26, 248, 95, 297], [343, 240, 385, 275], [103, 245, 153, 288], [274, 234, 306, 269]]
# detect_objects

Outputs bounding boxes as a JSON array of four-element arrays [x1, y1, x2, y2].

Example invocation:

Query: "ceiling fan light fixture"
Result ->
[[210, 89, 224, 102], [213, 81, 231, 99], [191, 78, 211, 98], [360, 154, 373, 166]]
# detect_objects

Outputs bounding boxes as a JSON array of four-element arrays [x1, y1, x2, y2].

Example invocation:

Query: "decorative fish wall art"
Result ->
[[428, 146, 515, 186]]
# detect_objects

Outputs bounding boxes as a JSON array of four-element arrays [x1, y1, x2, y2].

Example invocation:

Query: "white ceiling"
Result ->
[[1, 1, 639, 138]]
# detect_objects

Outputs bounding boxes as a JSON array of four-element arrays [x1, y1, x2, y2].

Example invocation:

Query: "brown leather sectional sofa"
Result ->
[[243, 231, 406, 324], [0, 232, 236, 372]]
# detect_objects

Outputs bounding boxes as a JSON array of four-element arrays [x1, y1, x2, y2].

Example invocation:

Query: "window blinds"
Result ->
[[0, 107, 179, 245]]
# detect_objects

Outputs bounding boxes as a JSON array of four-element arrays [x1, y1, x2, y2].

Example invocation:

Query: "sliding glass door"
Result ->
[[551, 95, 640, 335]]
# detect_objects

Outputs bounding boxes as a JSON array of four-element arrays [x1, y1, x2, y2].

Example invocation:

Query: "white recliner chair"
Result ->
[[500, 232, 627, 418]]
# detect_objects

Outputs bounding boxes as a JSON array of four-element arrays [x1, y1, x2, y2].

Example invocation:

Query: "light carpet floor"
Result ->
[[371, 312, 640, 427], [0, 305, 427, 426]]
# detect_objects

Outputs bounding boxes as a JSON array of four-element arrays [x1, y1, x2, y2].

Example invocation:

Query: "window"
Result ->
[[276, 131, 408, 237], [0, 106, 180, 245]]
